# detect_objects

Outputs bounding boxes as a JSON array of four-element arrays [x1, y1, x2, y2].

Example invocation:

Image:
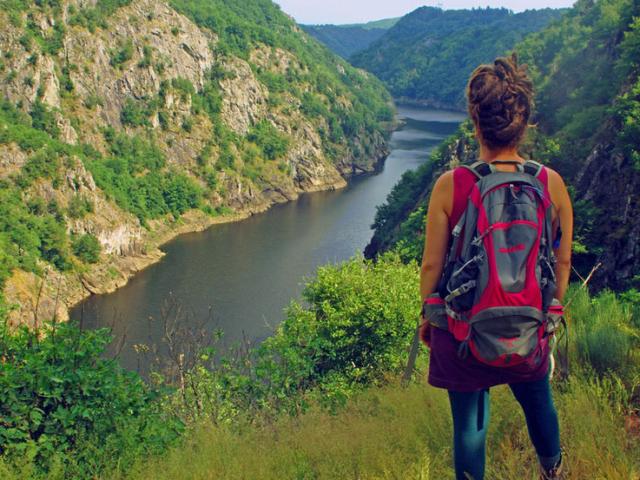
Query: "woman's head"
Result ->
[[467, 53, 533, 150]]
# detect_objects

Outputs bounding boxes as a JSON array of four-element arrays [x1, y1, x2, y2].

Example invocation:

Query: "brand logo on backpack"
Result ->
[[438, 160, 558, 367]]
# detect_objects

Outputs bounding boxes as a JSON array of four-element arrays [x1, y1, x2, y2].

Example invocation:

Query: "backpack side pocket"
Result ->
[[546, 298, 564, 336], [422, 293, 448, 329]]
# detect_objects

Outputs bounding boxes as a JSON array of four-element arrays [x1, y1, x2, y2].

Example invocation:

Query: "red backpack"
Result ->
[[423, 160, 564, 366]]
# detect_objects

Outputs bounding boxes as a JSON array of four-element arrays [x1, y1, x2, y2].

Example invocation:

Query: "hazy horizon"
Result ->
[[274, 0, 574, 25]]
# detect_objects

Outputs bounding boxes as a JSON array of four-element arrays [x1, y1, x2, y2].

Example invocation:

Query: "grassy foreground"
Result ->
[[116, 369, 639, 480], [1, 256, 638, 479]]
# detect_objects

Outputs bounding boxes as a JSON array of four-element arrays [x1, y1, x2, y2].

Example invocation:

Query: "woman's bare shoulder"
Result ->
[[543, 166, 569, 193], [434, 169, 455, 187], [430, 170, 455, 214], [544, 165, 565, 184], [543, 165, 571, 212], [431, 170, 455, 199]]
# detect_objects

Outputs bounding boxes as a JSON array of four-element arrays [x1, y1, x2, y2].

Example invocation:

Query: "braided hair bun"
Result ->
[[467, 53, 533, 150]]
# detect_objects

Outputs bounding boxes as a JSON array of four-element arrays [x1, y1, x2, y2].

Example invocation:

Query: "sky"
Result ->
[[274, 0, 575, 24]]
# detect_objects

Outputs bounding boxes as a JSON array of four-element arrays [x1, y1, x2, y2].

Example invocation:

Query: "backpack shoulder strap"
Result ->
[[461, 161, 494, 181], [523, 160, 544, 178]]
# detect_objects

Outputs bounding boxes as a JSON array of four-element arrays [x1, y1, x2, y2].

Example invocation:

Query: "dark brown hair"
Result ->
[[466, 53, 533, 150]]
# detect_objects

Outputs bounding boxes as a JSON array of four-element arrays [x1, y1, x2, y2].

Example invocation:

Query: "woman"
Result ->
[[419, 54, 573, 480]]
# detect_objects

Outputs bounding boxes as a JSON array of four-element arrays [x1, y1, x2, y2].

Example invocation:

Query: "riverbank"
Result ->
[[3, 141, 389, 328]]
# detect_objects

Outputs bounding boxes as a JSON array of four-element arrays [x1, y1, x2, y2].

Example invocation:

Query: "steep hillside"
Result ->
[[0, 0, 393, 324], [302, 18, 399, 59], [352, 7, 563, 109], [366, 0, 640, 291]]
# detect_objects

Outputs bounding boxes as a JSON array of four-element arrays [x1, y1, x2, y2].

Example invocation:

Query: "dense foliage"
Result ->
[[352, 7, 563, 109], [0, 99, 208, 290], [0, 319, 182, 478], [86, 130, 203, 223]]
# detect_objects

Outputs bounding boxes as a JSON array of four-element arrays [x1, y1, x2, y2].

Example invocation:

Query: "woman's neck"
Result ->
[[478, 144, 524, 163]]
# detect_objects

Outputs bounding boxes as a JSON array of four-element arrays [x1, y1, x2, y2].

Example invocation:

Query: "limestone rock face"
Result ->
[[219, 57, 268, 135], [38, 56, 61, 109], [0, 144, 28, 179], [0, 0, 393, 324], [63, 0, 216, 131]]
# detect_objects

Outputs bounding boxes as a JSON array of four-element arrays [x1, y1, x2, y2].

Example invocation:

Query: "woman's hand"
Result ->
[[419, 314, 432, 346]]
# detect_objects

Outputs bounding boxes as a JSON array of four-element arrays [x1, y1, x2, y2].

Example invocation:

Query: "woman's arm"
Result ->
[[549, 170, 573, 301], [420, 171, 453, 302]]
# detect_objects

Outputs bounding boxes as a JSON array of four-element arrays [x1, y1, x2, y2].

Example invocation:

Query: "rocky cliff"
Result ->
[[0, 0, 393, 324]]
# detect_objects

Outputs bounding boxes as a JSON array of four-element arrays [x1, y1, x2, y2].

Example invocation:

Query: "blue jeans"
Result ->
[[448, 374, 561, 480]]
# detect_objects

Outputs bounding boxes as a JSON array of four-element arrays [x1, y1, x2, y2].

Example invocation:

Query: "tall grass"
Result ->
[[113, 285, 640, 480], [567, 286, 640, 385], [117, 369, 639, 480]]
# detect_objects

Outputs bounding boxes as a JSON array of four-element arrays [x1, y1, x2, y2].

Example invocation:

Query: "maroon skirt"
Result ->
[[428, 326, 550, 392]]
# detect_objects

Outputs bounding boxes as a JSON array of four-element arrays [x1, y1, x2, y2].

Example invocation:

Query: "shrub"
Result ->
[[181, 116, 194, 132], [0, 320, 183, 477], [120, 99, 152, 128], [137, 45, 152, 68], [29, 101, 60, 138], [246, 120, 289, 160], [265, 253, 419, 385], [37, 216, 71, 271], [171, 77, 195, 98], [67, 195, 94, 219], [72, 233, 101, 263], [110, 39, 134, 68], [162, 174, 201, 217]]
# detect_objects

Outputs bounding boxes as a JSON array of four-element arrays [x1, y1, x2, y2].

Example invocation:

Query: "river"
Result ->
[[72, 104, 466, 372]]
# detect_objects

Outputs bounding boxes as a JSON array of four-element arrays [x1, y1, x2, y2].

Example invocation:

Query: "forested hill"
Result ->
[[351, 7, 563, 109], [302, 18, 399, 59], [366, 0, 640, 292], [0, 0, 393, 324]]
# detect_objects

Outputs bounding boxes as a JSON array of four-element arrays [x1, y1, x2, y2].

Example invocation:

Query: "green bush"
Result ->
[[264, 253, 419, 386], [29, 101, 60, 139], [72, 233, 101, 263], [162, 173, 201, 217], [110, 39, 134, 68], [162, 254, 420, 425], [170, 77, 196, 98], [37, 216, 72, 271], [67, 195, 94, 219], [137, 45, 153, 68], [120, 99, 153, 128], [0, 320, 183, 477], [246, 120, 289, 160]]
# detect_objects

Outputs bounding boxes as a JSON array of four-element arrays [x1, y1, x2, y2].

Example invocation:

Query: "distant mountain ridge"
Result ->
[[301, 18, 399, 59], [352, 7, 565, 109]]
